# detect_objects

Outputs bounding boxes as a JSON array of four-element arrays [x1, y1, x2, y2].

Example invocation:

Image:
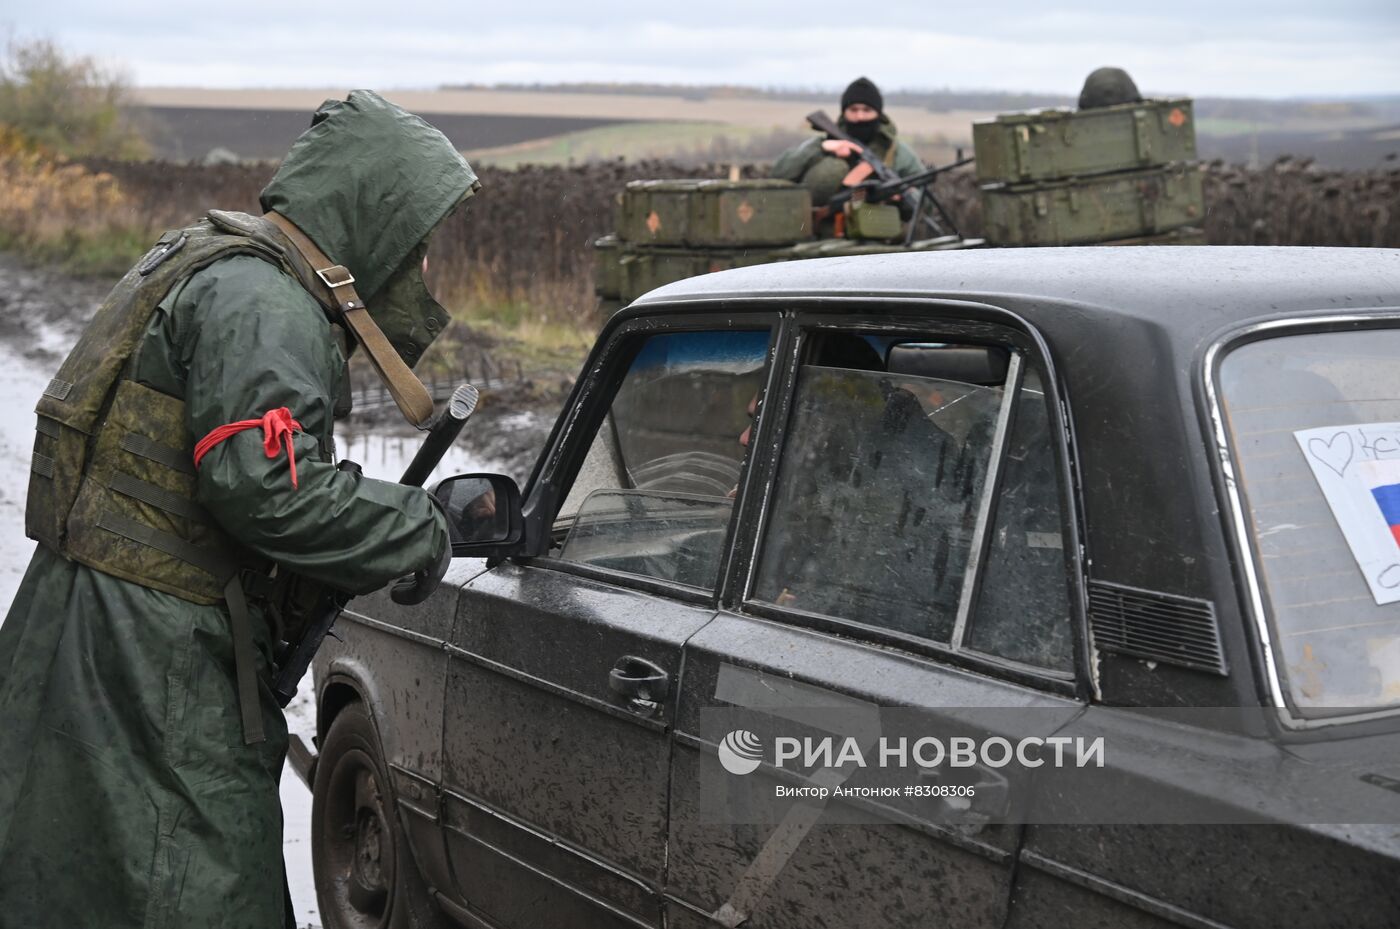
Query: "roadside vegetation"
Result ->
[[1, 40, 1397, 393], [0, 38, 148, 159]]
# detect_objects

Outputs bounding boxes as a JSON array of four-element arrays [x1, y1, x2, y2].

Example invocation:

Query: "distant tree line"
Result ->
[[441, 81, 1392, 123]]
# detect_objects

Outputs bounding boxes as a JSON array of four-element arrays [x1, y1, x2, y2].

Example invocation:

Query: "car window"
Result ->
[[551, 329, 770, 591], [752, 363, 1000, 639], [964, 370, 1074, 670], [751, 335, 1075, 672], [1220, 327, 1400, 716]]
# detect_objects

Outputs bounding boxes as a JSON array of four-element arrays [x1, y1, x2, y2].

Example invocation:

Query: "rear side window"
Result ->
[[1220, 328, 1400, 716], [750, 332, 1075, 673], [752, 363, 1001, 640]]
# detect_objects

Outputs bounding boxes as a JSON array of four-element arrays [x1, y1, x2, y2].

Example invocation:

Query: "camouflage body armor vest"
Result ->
[[25, 211, 342, 743], [25, 211, 325, 602]]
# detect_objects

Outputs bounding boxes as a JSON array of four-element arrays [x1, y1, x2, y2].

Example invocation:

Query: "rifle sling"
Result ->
[[223, 574, 266, 746], [262, 211, 434, 428]]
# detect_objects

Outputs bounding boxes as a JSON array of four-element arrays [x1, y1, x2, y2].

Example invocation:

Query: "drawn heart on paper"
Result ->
[[1309, 432, 1354, 477]]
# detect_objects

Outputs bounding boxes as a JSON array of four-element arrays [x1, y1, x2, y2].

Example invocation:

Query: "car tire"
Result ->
[[311, 701, 452, 929]]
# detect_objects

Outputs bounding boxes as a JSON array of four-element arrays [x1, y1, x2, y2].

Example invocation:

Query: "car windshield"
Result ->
[[1220, 327, 1400, 717]]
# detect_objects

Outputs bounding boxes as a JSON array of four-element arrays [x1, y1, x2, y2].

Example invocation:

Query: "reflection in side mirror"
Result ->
[[433, 472, 524, 555]]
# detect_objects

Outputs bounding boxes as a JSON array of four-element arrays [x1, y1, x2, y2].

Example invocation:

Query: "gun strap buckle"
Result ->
[[238, 567, 277, 601], [316, 265, 355, 288], [262, 210, 434, 428]]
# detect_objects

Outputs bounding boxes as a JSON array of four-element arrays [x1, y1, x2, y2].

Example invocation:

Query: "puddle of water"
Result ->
[[335, 424, 512, 486]]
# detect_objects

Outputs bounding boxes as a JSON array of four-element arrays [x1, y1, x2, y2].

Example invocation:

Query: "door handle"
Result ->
[[608, 655, 670, 716]]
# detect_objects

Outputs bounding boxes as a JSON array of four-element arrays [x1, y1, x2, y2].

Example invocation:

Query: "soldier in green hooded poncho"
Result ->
[[771, 76, 925, 216], [0, 91, 477, 928]]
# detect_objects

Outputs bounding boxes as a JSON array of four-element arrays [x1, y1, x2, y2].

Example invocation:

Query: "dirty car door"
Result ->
[[438, 322, 776, 928], [667, 317, 1088, 929]]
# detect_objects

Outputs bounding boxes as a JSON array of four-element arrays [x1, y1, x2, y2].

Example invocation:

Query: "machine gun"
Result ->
[[271, 383, 481, 707], [828, 156, 976, 243]]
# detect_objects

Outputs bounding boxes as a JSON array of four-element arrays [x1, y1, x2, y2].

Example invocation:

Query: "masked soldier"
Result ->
[[771, 76, 926, 212], [0, 90, 477, 928]]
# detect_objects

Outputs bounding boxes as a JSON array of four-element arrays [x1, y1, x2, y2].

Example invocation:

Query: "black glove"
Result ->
[[390, 497, 452, 606]]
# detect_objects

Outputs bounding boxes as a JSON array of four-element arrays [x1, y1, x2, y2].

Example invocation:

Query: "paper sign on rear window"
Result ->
[[1294, 422, 1400, 605]]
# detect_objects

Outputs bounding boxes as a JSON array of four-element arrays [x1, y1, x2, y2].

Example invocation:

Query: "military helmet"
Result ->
[[802, 155, 853, 208], [1078, 67, 1144, 109]]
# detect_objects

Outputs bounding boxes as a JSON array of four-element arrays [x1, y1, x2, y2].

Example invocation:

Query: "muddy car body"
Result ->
[[307, 247, 1400, 929]]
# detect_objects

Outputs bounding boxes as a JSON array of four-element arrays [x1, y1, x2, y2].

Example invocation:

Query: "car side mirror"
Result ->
[[433, 473, 525, 557]]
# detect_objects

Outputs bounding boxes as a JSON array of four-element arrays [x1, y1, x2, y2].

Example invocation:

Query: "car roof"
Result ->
[[631, 246, 1400, 349]]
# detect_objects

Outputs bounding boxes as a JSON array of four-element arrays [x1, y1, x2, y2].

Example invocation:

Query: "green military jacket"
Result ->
[[0, 90, 476, 929]]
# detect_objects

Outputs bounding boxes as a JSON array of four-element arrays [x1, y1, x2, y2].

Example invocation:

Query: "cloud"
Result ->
[[10, 2, 1400, 97]]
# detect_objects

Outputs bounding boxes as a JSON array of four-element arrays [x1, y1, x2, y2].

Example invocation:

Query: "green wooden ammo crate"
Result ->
[[617, 246, 783, 302], [1100, 225, 1208, 246], [980, 164, 1205, 247], [774, 235, 982, 260], [593, 234, 623, 298], [844, 202, 903, 242], [973, 99, 1196, 185], [616, 179, 812, 247]]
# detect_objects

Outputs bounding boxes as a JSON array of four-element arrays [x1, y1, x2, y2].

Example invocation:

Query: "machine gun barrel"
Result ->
[[869, 156, 976, 200], [823, 156, 976, 213]]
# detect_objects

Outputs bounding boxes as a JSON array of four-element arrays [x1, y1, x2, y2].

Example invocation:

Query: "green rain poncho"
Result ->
[[0, 91, 477, 928]]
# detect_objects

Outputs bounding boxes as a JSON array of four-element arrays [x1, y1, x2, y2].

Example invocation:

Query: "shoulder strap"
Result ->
[[261, 211, 435, 428]]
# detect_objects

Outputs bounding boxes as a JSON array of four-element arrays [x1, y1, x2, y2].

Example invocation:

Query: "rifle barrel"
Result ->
[[271, 382, 482, 708], [399, 384, 480, 488]]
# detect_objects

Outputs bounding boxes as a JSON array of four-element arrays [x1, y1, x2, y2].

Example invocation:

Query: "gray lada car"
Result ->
[[303, 247, 1400, 929]]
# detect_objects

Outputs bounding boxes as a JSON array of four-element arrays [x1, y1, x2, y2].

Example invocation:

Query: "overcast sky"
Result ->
[[7, 1, 1399, 98]]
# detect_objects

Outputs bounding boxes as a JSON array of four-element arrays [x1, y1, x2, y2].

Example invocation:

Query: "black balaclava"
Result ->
[[840, 77, 884, 144], [846, 119, 880, 144]]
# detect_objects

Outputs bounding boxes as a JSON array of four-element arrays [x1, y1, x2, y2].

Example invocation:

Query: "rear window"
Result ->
[[1219, 327, 1400, 717]]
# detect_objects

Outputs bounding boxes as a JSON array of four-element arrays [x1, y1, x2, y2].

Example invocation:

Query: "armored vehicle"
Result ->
[[301, 246, 1400, 929]]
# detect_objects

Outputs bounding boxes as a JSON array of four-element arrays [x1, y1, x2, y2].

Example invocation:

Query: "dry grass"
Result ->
[[0, 126, 138, 270], [4, 133, 1397, 383]]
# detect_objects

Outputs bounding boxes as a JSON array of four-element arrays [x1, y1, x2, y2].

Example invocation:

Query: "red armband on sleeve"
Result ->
[[193, 407, 305, 488]]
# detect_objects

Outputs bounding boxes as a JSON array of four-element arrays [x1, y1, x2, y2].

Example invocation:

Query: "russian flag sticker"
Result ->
[[1297, 425, 1400, 606], [1361, 458, 1400, 550], [1374, 481, 1400, 548]]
